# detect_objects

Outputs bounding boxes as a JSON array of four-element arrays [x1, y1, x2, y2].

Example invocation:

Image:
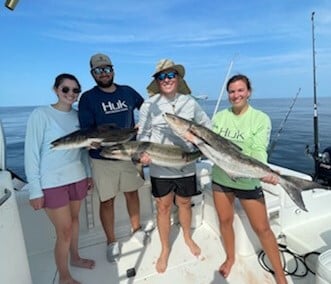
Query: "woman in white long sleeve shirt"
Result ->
[[138, 59, 211, 274], [25, 73, 95, 284]]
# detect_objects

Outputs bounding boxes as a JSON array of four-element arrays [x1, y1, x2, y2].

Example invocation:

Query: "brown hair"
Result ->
[[226, 74, 252, 92], [53, 73, 81, 91]]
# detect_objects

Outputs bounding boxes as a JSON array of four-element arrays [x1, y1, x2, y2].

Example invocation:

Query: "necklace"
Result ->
[[166, 94, 179, 114]]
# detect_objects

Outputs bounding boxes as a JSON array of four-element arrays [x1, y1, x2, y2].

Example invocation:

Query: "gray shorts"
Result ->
[[90, 158, 145, 202]]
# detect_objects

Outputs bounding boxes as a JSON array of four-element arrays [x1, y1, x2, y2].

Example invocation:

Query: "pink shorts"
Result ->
[[43, 179, 89, 209]]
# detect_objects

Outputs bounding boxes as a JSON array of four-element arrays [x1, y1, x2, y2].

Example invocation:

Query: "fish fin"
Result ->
[[279, 175, 310, 211], [134, 163, 145, 180], [97, 123, 118, 130], [281, 175, 329, 191]]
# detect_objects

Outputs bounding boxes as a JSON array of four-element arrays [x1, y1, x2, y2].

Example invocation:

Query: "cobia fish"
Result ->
[[163, 113, 329, 212], [100, 141, 202, 169], [51, 125, 138, 150]]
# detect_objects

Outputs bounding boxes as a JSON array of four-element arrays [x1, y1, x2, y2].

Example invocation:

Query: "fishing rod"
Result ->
[[268, 88, 301, 157], [311, 11, 320, 179], [304, 12, 331, 185]]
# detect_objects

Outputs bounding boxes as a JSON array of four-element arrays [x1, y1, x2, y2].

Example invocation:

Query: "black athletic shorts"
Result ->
[[150, 175, 197, 198], [212, 181, 264, 200]]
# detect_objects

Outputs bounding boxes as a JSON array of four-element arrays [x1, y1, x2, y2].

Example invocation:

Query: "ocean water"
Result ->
[[0, 97, 330, 180]]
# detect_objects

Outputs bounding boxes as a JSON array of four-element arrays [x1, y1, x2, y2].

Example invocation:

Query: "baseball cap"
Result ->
[[90, 53, 113, 69]]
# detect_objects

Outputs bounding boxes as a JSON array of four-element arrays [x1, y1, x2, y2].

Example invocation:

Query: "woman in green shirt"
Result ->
[[212, 74, 287, 284]]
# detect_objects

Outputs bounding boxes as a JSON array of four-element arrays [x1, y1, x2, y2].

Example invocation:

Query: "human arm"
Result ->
[[137, 101, 153, 165], [29, 198, 44, 210], [249, 112, 271, 163], [251, 112, 279, 184], [87, 177, 94, 192], [24, 109, 45, 206]]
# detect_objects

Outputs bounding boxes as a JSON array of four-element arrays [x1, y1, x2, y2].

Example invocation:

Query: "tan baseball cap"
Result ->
[[90, 53, 113, 69]]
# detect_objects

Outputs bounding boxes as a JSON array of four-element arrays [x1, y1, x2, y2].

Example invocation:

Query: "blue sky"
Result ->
[[1, 0, 330, 106]]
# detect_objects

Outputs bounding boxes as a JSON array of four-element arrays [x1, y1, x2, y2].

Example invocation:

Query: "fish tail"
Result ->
[[278, 175, 308, 212], [281, 174, 328, 190]]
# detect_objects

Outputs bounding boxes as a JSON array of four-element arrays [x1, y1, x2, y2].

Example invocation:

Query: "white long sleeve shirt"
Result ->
[[137, 93, 211, 178], [24, 105, 90, 200]]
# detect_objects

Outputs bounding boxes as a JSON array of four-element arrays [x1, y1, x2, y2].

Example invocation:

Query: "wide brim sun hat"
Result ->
[[146, 59, 191, 96]]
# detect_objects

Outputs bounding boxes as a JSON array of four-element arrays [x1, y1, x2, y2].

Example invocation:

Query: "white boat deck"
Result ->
[[2, 160, 331, 284], [28, 218, 317, 284]]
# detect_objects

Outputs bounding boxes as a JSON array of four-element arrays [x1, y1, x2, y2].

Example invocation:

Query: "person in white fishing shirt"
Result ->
[[137, 59, 211, 273], [25, 73, 95, 284]]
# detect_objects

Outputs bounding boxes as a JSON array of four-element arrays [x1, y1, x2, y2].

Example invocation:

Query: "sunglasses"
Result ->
[[61, 86, 81, 94], [92, 66, 113, 75], [156, 71, 178, 81]]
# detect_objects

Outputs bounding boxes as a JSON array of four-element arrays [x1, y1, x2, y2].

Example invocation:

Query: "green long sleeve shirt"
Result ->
[[212, 105, 271, 190]]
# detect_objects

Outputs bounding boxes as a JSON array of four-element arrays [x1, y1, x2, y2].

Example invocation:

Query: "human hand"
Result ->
[[260, 174, 279, 185], [139, 152, 152, 165], [87, 177, 94, 192], [30, 197, 44, 210], [183, 131, 196, 143]]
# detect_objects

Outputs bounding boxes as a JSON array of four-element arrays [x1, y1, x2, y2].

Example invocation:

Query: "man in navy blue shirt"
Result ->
[[78, 53, 146, 262]]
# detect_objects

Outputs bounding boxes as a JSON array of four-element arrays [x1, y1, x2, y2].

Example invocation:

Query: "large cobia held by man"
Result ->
[[50, 124, 138, 150], [100, 141, 202, 178], [163, 113, 330, 212]]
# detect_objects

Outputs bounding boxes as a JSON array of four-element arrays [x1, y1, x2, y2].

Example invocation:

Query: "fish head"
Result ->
[[50, 129, 95, 149], [163, 113, 204, 144], [163, 113, 193, 135]]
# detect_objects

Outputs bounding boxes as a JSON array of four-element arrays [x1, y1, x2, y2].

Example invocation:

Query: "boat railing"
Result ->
[[0, 188, 11, 206]]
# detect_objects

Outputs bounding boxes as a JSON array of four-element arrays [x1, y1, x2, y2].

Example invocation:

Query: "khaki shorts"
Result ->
[[90, 158, 145, 202]]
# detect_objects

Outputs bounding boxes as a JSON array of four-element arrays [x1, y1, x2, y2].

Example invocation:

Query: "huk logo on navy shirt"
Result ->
[[102, 100, 128, 114]]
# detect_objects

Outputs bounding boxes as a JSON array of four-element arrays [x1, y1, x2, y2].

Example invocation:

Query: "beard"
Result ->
[[95, 77, 114, 88]]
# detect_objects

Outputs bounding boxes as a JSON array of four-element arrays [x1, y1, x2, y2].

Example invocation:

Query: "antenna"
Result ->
[[212, 55, 237, 119], [311, 11, 320, 179]]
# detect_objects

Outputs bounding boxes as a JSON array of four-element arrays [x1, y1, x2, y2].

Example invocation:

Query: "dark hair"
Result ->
[[53, 73, 81, 90], [226, 74, 252, 92]]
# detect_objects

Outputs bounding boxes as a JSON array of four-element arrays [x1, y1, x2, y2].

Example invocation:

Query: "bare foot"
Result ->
[[219, 258, 234, 278], [185, 238, 201, 256], [70, 257, 95, 269], [156, 249, 170, 273]]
